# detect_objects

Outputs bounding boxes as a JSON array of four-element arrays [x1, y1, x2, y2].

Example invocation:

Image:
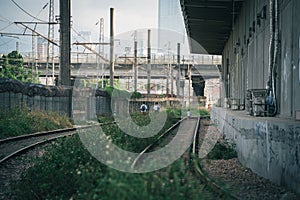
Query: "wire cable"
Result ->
[[10, 0, 48, 22], [71, 27, 90, 42], [0, 38, 14, 47]]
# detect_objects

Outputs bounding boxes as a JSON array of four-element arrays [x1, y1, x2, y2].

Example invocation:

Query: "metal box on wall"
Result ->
[[246, 89, 268, 117]]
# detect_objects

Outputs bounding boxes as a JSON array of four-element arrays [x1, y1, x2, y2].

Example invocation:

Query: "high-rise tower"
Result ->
[[158, 0, 186, 53]]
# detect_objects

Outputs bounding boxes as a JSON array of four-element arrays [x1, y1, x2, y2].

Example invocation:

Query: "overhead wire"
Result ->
[[10, 0, 48, 23], [0, 39, 14, 47], [0, 14, 15, 32], [71, 27, 90, 42], [0, 1, 50, 48]]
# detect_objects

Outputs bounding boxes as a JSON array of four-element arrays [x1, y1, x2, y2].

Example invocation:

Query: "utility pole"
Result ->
[[147, 29, 151, 94], [109, 8, 115, 87], [16, 41, 19, 52], [166, 42, 171, 95], [134, 31, 138, 92], [177, 43, 180, 96], [50, 0, 55, 84], [59, 0, 71, 86], [32, 31, 37, 82], [188, 62, 191, 109]]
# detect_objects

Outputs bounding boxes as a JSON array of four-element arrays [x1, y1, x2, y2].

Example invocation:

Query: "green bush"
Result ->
[[14, 135, 215, 200], [0, 108, 72, 139], [206, 141, 237, 160], [98, 111, 178, 152], [199, 108, 210, 117], [104, 86, 142, 99], [11, 109, 218, 199]]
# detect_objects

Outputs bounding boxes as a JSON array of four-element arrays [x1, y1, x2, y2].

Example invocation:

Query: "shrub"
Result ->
[[14, 135, 215, 199], [0, 108, 72, 139], [206, 141, 237, 160]]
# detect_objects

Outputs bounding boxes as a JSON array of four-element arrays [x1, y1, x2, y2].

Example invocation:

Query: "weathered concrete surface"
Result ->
[[211, 107, 300, 195], [220, 0, 300, 120]]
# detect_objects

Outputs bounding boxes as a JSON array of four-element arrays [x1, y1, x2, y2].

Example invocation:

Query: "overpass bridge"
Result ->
[[24, 54, 221, 82], [24, 54, 221, 96]]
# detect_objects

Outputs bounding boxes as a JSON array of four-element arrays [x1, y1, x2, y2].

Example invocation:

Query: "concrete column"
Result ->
[[147, 29, 151, 94], [59, 0, 71, 86], [134, 32, 138, 92], [109, 8, 115, 87]]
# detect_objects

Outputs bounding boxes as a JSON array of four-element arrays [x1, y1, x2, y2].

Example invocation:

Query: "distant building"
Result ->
[[158, 0, 187, 53], [37, 37, 47, 60]]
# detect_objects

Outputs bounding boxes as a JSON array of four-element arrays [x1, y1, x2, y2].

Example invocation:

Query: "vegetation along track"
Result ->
[[0, 122, 116, 164], [0, 122, 116, 199], [132, 116, 239, 199]]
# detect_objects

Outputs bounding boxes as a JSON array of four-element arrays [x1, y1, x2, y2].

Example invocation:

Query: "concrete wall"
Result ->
[[214, 0, 300, 194], [221, 0, 300, 119], [211, 107, 300, 194]]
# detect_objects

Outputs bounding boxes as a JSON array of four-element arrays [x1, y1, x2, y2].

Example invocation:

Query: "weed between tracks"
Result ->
[[12, 111, 217, 200]]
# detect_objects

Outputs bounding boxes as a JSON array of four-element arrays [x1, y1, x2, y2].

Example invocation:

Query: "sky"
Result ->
[[0, 0, 159, 54]]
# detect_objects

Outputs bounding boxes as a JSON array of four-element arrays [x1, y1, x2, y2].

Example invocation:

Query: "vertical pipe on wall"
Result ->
[[272, 0, 279, 115], [268, 0, 274, 90], [267, 0, 278, 116]]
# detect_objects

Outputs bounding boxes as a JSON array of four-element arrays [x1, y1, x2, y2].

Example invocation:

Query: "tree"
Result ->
[[0, 51, 37, 83]]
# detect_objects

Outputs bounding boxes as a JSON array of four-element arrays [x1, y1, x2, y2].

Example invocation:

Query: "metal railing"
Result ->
[[22, 53, 222, 66]]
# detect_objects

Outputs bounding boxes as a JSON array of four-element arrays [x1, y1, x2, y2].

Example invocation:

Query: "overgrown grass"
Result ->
[[13, 136, 215, 200], [206, 140, 237, 160], [0, 108, 73, 139], [104, 86, 142, 98], [166, 107, 210, 118], [98, 111, 179, 152], [12, 110, 217, 199]]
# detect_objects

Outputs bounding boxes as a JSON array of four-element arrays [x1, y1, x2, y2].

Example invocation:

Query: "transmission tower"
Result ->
[[46, 0, 55, 85], [32, 31, 37, 81], [99, 18, 104, 88]]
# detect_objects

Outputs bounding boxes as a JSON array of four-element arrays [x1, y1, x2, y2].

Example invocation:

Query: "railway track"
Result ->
[[1, 117, 240, 199], [0, 128, 77, 164], [0, 122, 115, 199], [131, 116, 239, 199], [0, 122, 116, 164]]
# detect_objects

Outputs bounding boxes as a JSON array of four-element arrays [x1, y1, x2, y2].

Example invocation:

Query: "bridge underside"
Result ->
[[180, 0, 245, 55]]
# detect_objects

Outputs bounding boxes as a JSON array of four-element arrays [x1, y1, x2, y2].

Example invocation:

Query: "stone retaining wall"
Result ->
[[211, 107, 300, 195]]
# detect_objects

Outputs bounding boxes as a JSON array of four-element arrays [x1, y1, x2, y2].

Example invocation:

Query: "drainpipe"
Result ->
[[267, 0, 274, 90], [267, 0, 278, 116]]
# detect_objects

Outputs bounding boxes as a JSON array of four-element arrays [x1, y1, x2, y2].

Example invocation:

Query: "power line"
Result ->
[[71, 27, 90, 42], [0, 39, 14, 47], [0, 23, 15, 32], [0, 14, 12, 23], [10, 0, 48, 23]]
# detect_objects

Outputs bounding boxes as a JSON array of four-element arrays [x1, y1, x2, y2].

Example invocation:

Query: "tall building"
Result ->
[[158, 0, 187, 53], [37, 37, 47, 60]]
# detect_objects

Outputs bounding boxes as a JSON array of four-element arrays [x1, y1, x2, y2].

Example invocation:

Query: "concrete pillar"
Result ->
[[59, 0, 71, 86], [109, 8, 115, 87]]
